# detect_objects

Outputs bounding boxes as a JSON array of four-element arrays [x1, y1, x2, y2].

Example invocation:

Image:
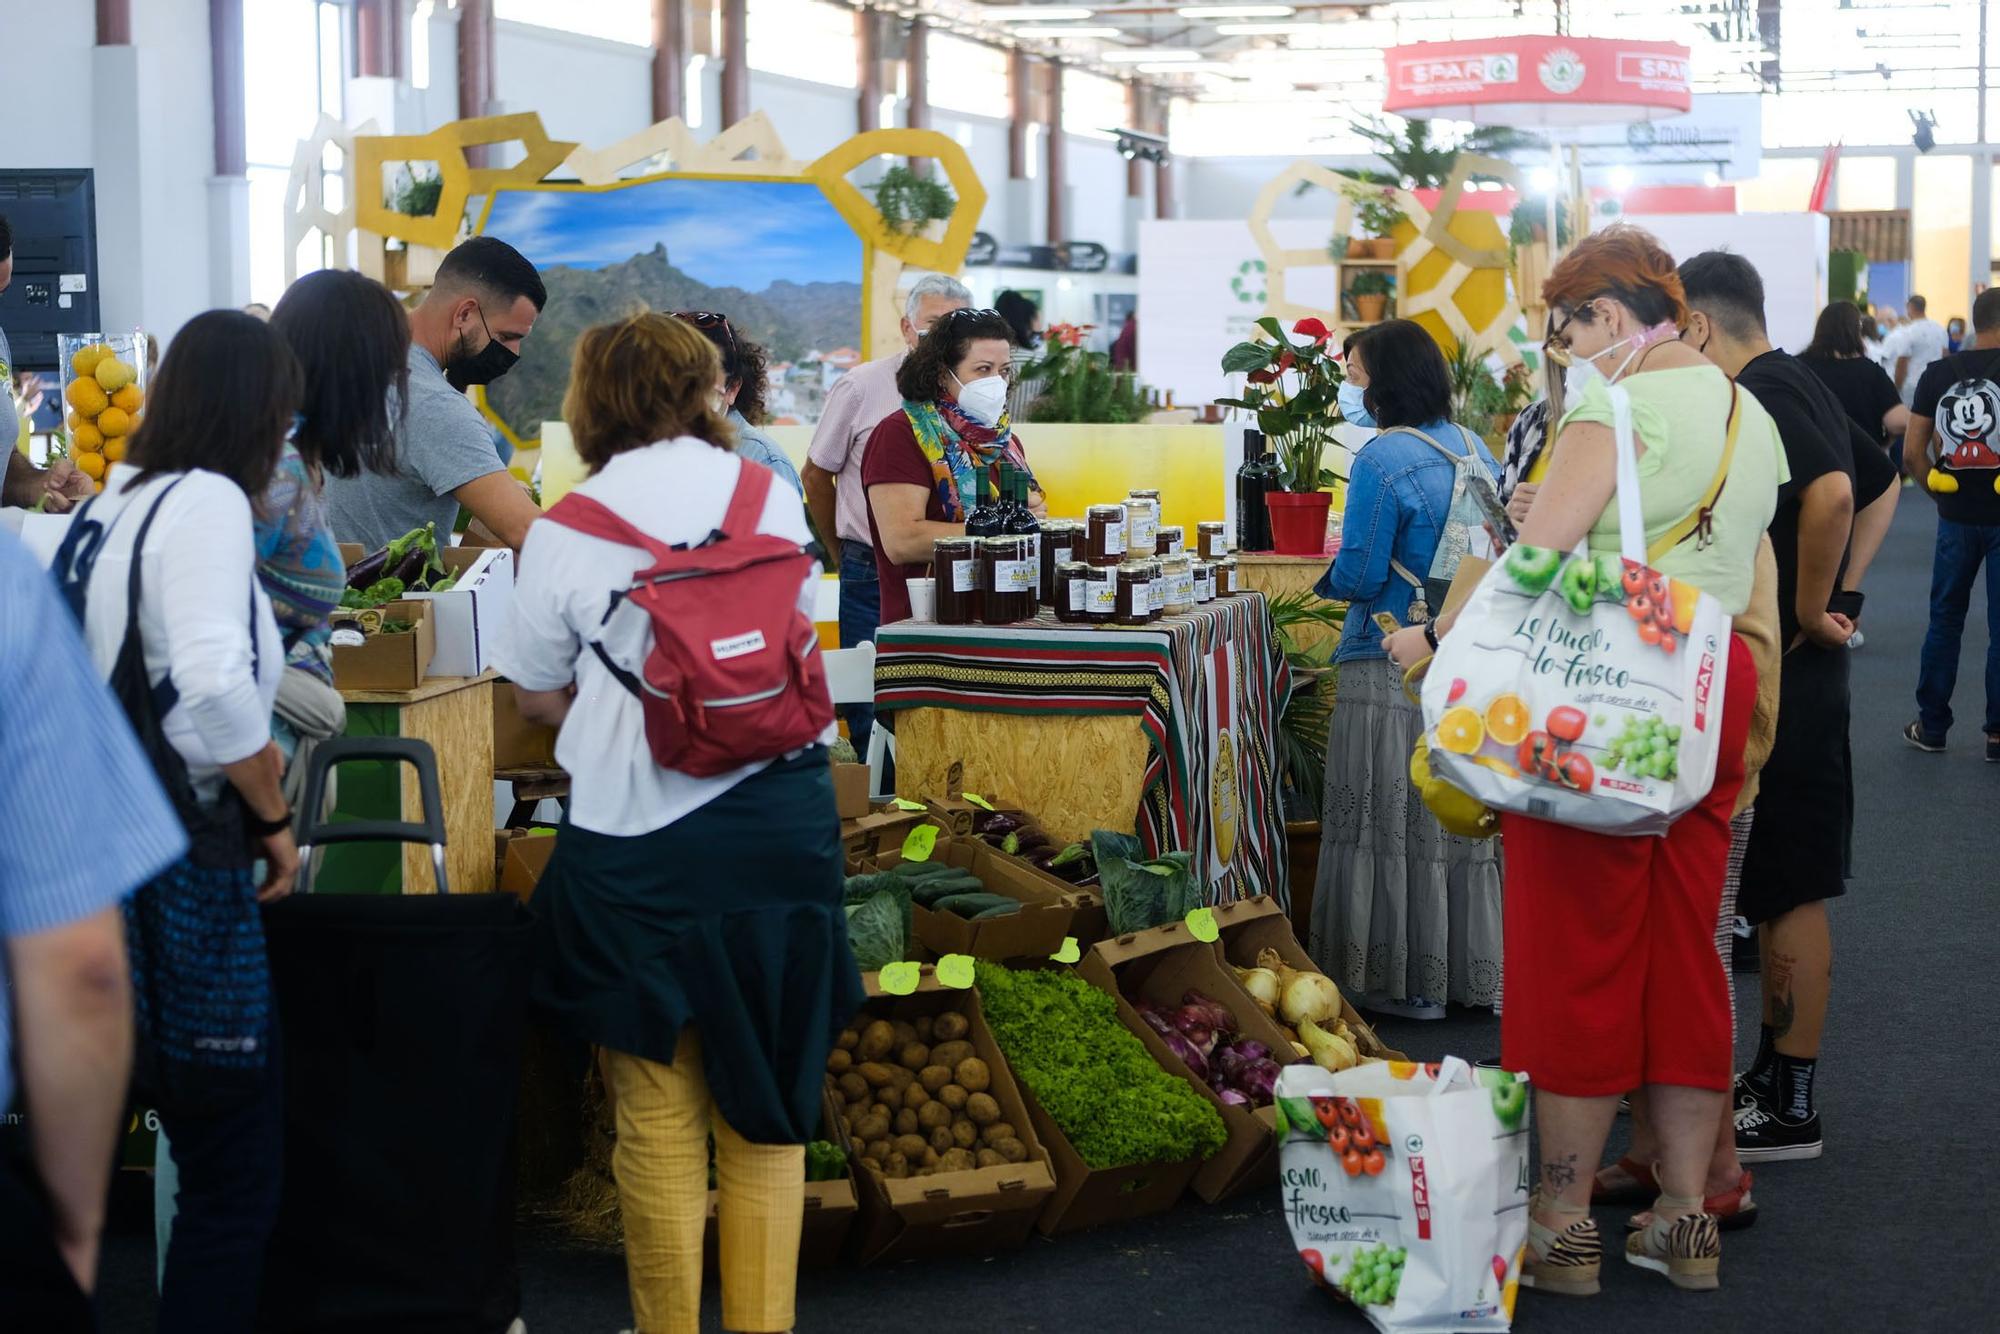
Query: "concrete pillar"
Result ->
[[1008, 48, 1029, 180], [1895, 152, 1916, 212], [353, 0, 397, 79], [1125, 82, 1146, 199], [96, 0, 131, 45], [1045, 60, 1066, 246], [906, 17, 929, 131], [1155, 99, 1176, 221], [720, 0, 748, 128], [209, 0, 250, 308], [857, 9, 879, 133], [458, 0, 496, 165], [652, 0, 685, 123], [91, 42, 144, 336]]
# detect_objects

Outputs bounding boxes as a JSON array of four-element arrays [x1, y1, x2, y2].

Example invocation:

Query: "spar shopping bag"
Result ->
[[1418, 382, 1735, 836], [1276, 1058, 1530, 1332]]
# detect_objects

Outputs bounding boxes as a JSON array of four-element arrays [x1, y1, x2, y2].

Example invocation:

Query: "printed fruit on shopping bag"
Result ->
[[1276, 1061, 1530, 1332]]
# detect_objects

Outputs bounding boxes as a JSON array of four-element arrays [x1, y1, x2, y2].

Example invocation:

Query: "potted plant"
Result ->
[[1021, 323, 1153, 423], [1266, 591, 1347, 940], [1215, 316, 1346, 555], [869, 164, 956, 236], [1339, 180, 1406, 259], [1349, 270, 1394, 323]]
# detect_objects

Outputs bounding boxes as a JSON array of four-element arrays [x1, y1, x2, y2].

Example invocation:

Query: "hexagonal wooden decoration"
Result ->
[[353, 112, 577, 251], [803, 128, 987, 275], [562, 111, 804, 185]]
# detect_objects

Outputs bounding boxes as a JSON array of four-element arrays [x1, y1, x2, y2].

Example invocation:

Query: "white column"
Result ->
[[90, 44, 146, 335], [206, 175, 252, 309], [1972, 151, 1993, 293]]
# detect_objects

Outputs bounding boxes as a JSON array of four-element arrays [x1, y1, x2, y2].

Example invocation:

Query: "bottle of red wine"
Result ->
[[1001, 464, 1041, 567], [1236, 429, 1275, 552]]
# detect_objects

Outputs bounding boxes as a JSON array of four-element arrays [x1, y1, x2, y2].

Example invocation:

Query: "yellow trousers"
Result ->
[[601, 1031, 803, 1334]]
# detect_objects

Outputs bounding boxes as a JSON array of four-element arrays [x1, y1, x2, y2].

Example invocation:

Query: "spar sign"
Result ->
[[1385, 35, 1691, 125]]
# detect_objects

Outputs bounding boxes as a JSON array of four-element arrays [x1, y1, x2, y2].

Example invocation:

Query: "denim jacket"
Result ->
[[1315, 420, 1499, 663], [729, 410, 805, 501]]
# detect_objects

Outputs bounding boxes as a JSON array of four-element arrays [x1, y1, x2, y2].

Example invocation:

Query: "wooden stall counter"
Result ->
[[1234, 552, 1341, 659], [325, 671, 499, 895]]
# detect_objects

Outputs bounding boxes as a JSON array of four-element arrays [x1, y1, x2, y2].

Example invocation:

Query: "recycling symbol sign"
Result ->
[[1231, 258, 1267, 305]]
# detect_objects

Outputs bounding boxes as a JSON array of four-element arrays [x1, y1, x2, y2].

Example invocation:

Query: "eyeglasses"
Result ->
[[929, 306, 1004, 334]]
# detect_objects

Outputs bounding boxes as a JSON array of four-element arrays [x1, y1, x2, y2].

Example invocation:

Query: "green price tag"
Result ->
[[935, 953, 976, 989], [900, 825, 938, 862], [891, 797, 925, 812], [1184, 907, 1219, 943], [961, 792, 996, 811], [878, 961, 921, 995], [1050, 936, 1081, 964]]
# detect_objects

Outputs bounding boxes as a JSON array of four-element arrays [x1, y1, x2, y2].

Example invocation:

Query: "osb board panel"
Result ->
[[399, 678, 495, 894], [1236, 560, 1339, 660], [893, 707, 1148, 846]]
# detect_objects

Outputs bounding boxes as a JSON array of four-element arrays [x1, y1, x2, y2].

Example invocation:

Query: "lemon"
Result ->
[[67, 410, 84, 433], [103, 436, 127, 463], [111, 383, 143, 413], [74, 451, 106, 480], [97, 407, 132, 437], [73, 422, 105, 452], [94, 358, 136, 393], [65, 377, 109, 416], [70, 343, 112, 378]]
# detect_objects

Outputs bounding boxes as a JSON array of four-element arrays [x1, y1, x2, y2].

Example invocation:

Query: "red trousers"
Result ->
[[1500, 634, 1755, 1096]]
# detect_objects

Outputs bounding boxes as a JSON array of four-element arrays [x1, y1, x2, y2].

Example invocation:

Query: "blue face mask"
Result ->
[[1338, 381, 1376, 428]]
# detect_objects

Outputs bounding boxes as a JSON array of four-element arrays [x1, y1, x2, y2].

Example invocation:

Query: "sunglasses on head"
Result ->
[[674, 309, 737, 350], [931, 306, 1004, 332]]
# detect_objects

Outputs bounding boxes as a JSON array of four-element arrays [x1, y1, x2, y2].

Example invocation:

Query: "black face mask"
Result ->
[[444, 304, 520, 390]]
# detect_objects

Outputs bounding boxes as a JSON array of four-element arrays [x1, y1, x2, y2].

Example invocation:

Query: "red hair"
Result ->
[[1541, 224, 1688, 330]]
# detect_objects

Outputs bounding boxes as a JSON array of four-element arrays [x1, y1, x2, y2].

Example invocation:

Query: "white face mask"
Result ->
[[952, 372, 1009, 428], [1561, 332, 1647, 401]]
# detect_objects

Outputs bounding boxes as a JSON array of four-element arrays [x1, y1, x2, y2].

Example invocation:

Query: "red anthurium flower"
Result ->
[[1277, 349, 1297, 373], [1293, 317, 1331, 343], [1247, 368, 1278, 385]]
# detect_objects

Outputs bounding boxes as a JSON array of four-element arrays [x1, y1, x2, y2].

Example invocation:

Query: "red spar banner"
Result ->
[[1383, 36, 1692, 123]]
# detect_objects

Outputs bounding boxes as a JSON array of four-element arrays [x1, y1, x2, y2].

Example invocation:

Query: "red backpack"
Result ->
[[544, 462, 834, 777]]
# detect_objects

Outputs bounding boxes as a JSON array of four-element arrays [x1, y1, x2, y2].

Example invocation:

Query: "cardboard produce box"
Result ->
[[840, 809, 930, 868], [842, 975, 1055, 1266], [1079, 920, 1301, 1203], [330, 600, 435, 693], [500, 831, 558, 901], [338, 543, 514, 678], [1211, 897, 1406, 1063], [831, 761, 870, 821], [922, 796, 1021, 838], [1009, 1049, 1204, 1237], [874, 839, 1078, 962], [493, 684, 560, 770], [703, 1081, 857, 1270]]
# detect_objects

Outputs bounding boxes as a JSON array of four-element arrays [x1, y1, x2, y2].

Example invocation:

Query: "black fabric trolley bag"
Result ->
[[259, 738, 536, 1334]]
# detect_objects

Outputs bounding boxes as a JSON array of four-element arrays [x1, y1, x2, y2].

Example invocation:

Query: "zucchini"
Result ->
[[887, 860, 958, 882], [911, 875, 986, 906], [931, 892, 1021, 918], [970, 901, 1024, 921]]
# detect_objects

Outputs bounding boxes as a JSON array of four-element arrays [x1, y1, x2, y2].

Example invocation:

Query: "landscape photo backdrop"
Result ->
[[478, 175, 865, 441]]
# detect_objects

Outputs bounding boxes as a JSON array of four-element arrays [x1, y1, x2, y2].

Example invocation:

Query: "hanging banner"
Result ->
[[1384, 36, 1692, 126]]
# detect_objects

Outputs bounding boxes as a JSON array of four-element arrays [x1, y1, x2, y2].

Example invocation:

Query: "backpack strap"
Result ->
[[1383, 424, 1474, 465], [544, 492, 675, 563], [1645, 380, 1741, 565], [720, 458, 775, 540]]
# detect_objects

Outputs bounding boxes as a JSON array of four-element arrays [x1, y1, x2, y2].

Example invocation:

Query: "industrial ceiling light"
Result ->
[[1212, 21, 1322, 34], [1911, 109, 1937, 153], [1113, 128, 1170, 163], [984, 7, 1096, 19], [1103, 48, 1200, 63], [1012, 25, 1121, 37], [1176, 4, 1295, 16]]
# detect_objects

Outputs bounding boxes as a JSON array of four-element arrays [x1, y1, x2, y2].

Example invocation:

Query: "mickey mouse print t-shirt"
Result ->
[[1912, 348, 2000, 527]]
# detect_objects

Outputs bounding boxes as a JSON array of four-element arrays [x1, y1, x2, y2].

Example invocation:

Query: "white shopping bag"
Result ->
[[1419, 384, 1734, 836], [1276, 1058, 1530, 1333]]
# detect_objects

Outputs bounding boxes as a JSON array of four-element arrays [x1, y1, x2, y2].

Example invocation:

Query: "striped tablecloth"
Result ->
[[874, 592, 1292, 908]]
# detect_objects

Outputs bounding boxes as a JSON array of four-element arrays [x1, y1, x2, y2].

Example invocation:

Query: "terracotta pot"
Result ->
[[1365, 237, 1399, 259], [1265, 490, 1333, 556], [1354, 293, 1389, 322]]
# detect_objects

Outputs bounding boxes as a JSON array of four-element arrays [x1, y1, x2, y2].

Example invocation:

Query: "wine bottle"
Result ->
[[1236, 430, 1274, 553]]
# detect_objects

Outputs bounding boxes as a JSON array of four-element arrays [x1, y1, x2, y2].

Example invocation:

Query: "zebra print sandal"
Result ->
[[1625, 1206, 1721, 1291], [1520, 1205, 1602, 1297]]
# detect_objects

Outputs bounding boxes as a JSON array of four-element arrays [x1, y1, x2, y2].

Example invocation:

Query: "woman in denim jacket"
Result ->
[[1310, 320, 1505, 1020]]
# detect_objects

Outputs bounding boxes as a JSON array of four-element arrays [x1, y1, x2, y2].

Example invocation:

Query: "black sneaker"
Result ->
[[1735, 1100, 1822, 1161], [1734, 1073, 1769, 1111], [1903, 721, 1946, 753], [1986, 733, 1999, 764]]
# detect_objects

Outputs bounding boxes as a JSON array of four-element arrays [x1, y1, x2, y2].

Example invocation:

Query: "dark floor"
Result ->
[[98, 494, 1995, 1332]]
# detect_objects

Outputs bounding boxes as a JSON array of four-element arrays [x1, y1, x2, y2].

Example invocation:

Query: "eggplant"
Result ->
[[975, 811, 1024, 836], [346, 544, 393, 591]]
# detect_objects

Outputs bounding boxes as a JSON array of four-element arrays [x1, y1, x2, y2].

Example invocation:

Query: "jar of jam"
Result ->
[[1085, 504, 1128, 568], [1085, 564, 1117, 623], [1054, 560, 1094, 623], [1040, 520, 1082, 604], [1115, 560, 1154, 624], [1192, 560, 1216, 604], [1197, 521, 1230, 561], [1161, 555, 1195, 614], [1155, 524, 1185, 557], [1140, 558, 1165, 622], [933, 536, 981, 625], [981, 534, 1036, 624], [1124, 490, 1161, 557], [1214, 556, 1239, 597]]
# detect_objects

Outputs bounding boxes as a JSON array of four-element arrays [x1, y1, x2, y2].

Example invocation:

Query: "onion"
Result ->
[[1234, 966, 1281, 1016], [1236, 1058, 1282, 1105], [1159, 1028, 1210, 1082], [1181, 989, 1239, 1033], [1217, 1088, 1251, 1107], [1136, 1001, 1177, 1039], [1259, 947, 1343, 1027]]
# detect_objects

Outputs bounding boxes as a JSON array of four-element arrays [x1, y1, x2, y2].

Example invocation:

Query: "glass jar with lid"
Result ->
[[1213, 556, 1240, 597], [1160, 554, 1195, 614], [1192, 559, 1216, 604], [980, 534, 1036, 624], [1123, 489, 1161, 557], [1155, 524, 1185, 557], [1085, 504, 1128, 568], [1040, 519, 1082, 604], [1115, 560, 1154, 624], [933, 536, 981, 625], [1054, 560, 1095, 624], [1197, 521, 1230, 561]]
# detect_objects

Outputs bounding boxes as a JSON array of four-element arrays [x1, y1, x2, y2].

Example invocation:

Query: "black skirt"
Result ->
[[531, 748, 864, 1145], [1739, 645, 1852, 925]]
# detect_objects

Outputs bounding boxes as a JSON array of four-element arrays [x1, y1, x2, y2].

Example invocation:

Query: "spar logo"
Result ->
[[1538, 47, 1586, 95], [1397, 52, 1518, 94], [1693, 645, 1717, 731], [1410, 1155, 1432, 1240], [1617, 52, 1690, 91]]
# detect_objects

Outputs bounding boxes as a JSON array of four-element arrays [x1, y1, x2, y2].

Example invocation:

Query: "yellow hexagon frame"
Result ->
[[353, 112, 580, 252]]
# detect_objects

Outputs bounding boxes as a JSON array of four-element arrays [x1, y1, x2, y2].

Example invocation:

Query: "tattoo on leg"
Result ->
[[1767, 949, 1798, 1035], [1541, 1154, 1578, 1192]]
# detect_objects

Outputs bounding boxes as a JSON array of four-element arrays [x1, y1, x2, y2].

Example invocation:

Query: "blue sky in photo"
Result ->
[[482, 177, 860, 292]]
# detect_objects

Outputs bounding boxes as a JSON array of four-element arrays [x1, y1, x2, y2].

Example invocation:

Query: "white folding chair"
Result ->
[[821, 641, 895, 799]]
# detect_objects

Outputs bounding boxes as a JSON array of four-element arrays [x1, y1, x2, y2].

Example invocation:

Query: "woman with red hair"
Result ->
[[1386, 226, 1787, 1295]]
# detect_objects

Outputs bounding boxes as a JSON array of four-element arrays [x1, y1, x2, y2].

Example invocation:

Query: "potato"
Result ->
[[871, 1102, 893, 1123], [932, 1011, 969, 1043], [913, 1015, 935, 1043], [975, 1148, 1005, 1168], [901, 1084, 931, 1111], [883, 1151, 910, 1180], [992, 1136, 1027, 1163], [862, 1139, 890, 1162], [898, 1042, 931, 1072], [938, 1148, 978, 1173], [837, 1072, 868, 1105], [965, 1093, 1000, 1126], [855, 1114, 890, 1143], [857, 1061, 900, 1089], [928, 1125, 956, 1154], [918, 1064, 954, 1094], [930, 1040, 974, 1071], [894, 1108, 920, 1137], [917, 1101, 953, 1131], [951, 1120, 979, 1150], [955, 1058, 991, 1094], [980, 1121, 1016, 1146], [836, 1027, 860, 1052], [890, 1020, 918, 1048], [857, 1020, 896, 1062], [826, 1048, 853, 1075], [894, 1134, 930, 1160], [922, 1147, 941, 1168], [938, 1084, 970, 1112]]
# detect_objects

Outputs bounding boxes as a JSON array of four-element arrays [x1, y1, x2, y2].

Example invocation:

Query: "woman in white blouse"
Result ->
[[499, 312, 861, 1334], [51, 308, 300, 1333]]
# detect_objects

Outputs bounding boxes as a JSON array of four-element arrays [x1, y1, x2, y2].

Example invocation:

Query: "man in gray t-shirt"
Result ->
[[326, 236, 547, 553]]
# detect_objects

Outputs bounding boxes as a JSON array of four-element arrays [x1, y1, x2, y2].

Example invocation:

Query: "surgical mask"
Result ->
[[444, 304, 520, 390], [1559, 324, 1665, 400], [1337, 381, 1376, 428], [952, 372, 1009, 428]]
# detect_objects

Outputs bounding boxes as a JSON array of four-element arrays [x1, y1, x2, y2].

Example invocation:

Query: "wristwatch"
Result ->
[[246, 807, 293, 837], [1422, 622, 1439, 651]]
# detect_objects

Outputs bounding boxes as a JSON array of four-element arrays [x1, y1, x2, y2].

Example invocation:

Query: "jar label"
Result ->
[[1130, 517, 1158, 552], [1172, 573, 1195, 605], [1195, 570, 1215, 601], [1148, 578, 1165, 612], [1066, 579, 1086, 612], [1160, 535, 1184, 556], [1103, 520, 1126, 554], [1206, 532, 1229, 556], [1087, 577, 1117, 613], [951, 560, 981, 593], [992, 558, 1037, 593]]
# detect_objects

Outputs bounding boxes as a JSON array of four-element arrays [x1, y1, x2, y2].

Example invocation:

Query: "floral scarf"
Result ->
[[903, 397, 1026, 520]]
